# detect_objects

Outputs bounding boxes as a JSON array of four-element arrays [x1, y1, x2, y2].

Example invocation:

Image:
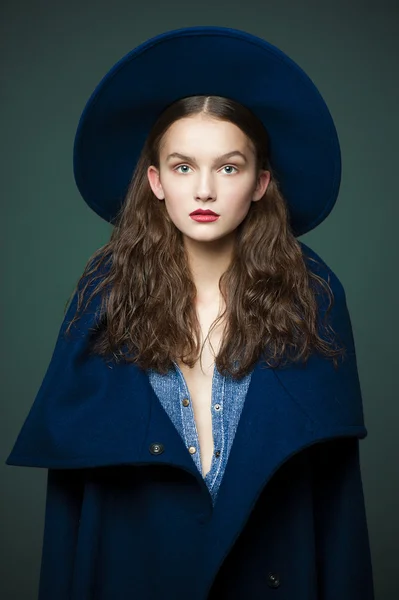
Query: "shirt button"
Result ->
[[149, 443, 164, 455], [214, 403, 221, 411], [266, 572, 281, 588], [188, 446, 197, 454], [214, 450, 221, 458], [182, 398, 190, 407]]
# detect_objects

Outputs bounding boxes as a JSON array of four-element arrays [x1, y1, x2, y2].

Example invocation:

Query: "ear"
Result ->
[[147, 165, 165, 200], [252, 170, 271, 202]]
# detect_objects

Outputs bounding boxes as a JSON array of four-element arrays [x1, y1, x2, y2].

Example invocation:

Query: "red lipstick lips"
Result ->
[[189, 209, 219, 216], [189, 209, 220, 223]]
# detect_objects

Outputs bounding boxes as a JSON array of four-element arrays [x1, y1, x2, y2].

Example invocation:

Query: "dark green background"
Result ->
[[1, 1, 398, 598]]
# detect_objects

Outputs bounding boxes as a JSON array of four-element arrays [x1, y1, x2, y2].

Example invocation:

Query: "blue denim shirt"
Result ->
[[147, 361, 254, 505]]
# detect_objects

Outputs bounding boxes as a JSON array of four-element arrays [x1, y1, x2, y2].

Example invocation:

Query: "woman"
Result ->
[[6, 26, 374, 599]]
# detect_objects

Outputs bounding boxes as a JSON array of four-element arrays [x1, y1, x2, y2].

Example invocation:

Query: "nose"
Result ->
[[194, 171, 216, 201]]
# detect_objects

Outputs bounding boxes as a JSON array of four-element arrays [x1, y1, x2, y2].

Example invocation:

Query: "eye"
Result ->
[[174, 165, 192, 174], [222, 165, 238, 174]]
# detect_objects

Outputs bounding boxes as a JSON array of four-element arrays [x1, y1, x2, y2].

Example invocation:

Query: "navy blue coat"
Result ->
[[5, 241, 375, 599]]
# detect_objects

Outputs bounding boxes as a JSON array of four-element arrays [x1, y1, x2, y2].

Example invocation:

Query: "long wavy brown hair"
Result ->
[[64, 95, 346, 380]]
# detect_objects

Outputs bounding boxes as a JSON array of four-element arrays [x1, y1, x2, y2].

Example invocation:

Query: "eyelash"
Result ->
[[174, 164, 239, 175]]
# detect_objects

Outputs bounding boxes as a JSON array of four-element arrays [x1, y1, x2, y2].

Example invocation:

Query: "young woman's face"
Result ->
[[147, 114, 270, 245]]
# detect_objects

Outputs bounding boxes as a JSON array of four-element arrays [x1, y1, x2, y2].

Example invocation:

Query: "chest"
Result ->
[[176, 302, 226, 477]]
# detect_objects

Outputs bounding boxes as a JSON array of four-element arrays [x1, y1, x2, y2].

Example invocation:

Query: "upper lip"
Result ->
[[190, 209, 219, 216]]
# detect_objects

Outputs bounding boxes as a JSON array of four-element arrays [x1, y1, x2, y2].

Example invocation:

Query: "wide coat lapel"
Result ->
[[200, 345, 367, 586], [198, 239, 369, 582], [5, 241, 368, 584]]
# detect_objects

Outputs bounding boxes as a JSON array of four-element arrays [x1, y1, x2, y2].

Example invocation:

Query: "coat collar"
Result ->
[[5, 242, 367, 535], [140, 344, 367, 523], [5, 340, 366, 503]]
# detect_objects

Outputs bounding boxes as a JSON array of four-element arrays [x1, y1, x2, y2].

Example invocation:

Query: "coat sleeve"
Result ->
[[310, 435, 375, 599], [37, 469, 84, 600]]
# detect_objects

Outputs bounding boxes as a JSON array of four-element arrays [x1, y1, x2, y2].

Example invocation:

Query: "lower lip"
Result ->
[[190, 215, 220, 222]]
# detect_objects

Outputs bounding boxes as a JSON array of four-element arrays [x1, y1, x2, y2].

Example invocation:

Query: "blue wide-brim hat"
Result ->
[[73, 25, 341, 237]]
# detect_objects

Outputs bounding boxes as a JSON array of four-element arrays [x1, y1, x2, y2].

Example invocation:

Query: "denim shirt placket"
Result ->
[[173, 361, 226, 503]]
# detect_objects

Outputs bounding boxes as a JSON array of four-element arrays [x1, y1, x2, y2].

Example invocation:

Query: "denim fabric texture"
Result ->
[[147, 361, 254, 505]]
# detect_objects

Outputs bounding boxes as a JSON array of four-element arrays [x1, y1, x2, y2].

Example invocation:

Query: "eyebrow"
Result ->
[[165, 150, 248, 164]]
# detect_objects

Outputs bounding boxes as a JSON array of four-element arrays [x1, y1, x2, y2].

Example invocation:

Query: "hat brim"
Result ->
[[73, 25, 341, 236]]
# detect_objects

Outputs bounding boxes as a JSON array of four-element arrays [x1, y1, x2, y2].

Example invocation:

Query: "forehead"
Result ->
[[160, 116, 253, 157]]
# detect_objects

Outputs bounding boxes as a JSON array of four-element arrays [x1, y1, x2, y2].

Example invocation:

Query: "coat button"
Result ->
[[188, 446, 197, 454], [149, 443, 164, 455], [267, 572, 280, 588], [182, 398, 190, 407]]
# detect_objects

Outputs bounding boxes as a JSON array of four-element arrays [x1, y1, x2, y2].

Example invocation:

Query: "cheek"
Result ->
[[225, 176, 254, 197], [229, 190, 253, 210], [164, 197, 184, 221], [162, 176, 189, 201]]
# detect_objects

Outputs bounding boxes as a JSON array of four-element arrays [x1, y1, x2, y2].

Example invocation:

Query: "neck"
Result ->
[[184, 233, 234, 302]]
